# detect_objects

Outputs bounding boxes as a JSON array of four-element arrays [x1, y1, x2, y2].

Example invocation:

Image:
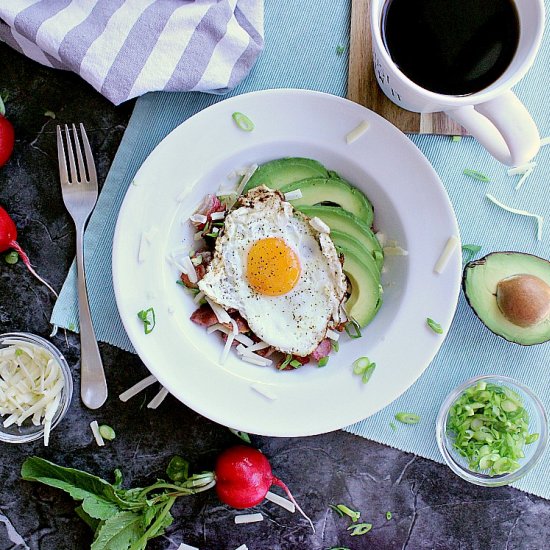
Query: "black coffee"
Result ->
[[381, 0, 520, 95]]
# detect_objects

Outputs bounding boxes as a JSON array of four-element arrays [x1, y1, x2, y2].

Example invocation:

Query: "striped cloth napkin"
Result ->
[[0, 0, 264, 105]]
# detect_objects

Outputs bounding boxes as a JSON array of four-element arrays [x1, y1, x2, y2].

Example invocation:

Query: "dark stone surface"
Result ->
[[0, 45, 548, 550]]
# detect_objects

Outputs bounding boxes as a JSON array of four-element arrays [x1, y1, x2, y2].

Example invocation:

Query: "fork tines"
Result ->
[[56, 123, 97, 186]]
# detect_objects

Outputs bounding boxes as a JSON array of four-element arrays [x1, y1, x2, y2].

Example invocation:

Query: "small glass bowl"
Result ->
[[0, 332, 73, 444], [436, 375, 548, 487]]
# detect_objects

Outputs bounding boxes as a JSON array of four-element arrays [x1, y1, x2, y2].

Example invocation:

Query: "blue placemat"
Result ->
[[51, 0, 550, 498]]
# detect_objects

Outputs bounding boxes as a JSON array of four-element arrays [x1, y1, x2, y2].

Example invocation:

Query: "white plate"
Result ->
[[113, 89, 461, 437]]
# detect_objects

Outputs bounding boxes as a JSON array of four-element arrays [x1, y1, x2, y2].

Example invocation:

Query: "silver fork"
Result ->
[[57, 123, 107, 409]]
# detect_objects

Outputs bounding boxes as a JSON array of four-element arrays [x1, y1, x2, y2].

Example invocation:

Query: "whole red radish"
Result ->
[[214, 445, 315, 531], [0, 206, 57, 296], [0, 96, 14, 167]]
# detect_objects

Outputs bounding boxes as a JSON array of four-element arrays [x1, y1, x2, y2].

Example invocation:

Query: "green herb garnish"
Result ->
[[5, 251, 18, 264], [137, 307, 156, 335], [426, 318, 443, 334], [347, 522, 372, 536], [21, 456, 215, 550], [344, 318, 362, 339], [462, 244, 482, 263], [386, 511, 392, 520], [336, 45, 346, 55], [229, 428, 251, 444], [99, 425, 116, 441], [232, 112, 255, 132], [330, 504, 360, 522], [447, 381, 539, 476], [463, 169, 490, 182], [451, 135, 462, 142], [395, 412, 420, 425], [318, 356, 329, 367]]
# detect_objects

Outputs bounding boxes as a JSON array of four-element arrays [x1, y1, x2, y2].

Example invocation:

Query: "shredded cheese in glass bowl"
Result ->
[[0, 332, 73, 445]]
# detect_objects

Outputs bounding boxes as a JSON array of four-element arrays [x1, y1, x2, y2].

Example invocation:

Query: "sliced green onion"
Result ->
[[395, 412, 420, 425], [463, 169, 490, 182], [278, 354, 292, 370], [352, 357, 375, 383], [336, 45, 346, 55], [347, 522, 372, 536], [389, 422, 397, 431], [426, 318, 443, 334], [452, 135, 462, 142], [318, 356, 329, 367], [331, 340, 340, 353], [447, 382, 538, 476], [344, 318, 362, 339], [329, 504, 360, 522], [5, 251, 19, 264], [290, 359, 303, 368], [229, 428, 251, 444], [362, 363, 376, 384], [98, 425, 116, 441], [232, 112, 255, 132], [68, 323, 76, 332], [386, 511, 392, 520], [462, 244, 482, 263], [137, 307, 156, 334]]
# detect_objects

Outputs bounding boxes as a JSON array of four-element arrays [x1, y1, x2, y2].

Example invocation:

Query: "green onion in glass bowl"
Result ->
[[436, 375, 547, 487]]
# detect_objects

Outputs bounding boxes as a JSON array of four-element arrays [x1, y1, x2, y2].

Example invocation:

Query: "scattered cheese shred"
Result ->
[[147, 387, 169, 409], [310, 217, 331, 234], [383, 246, 409, 256], [206, 324, 254, 346], [119, 374, 157, 402], [540, 136, 550, 147], [434, 236, 460, 274], [346, 120, 369, 144], [250, 383, 277, 401], [190, 213, 208, 224], [284, 189, 303, 201], [234, 513, 264, 524], [177, 543, 199, 550], [486, 194, 543, 241], [515, 167, 535, 191], [205, 297, 231, 324], [234, 545, 249, 550], [90, 420, 105, 447], [507, 161, 536, 176], [210, 211, 226, 221], [266, 490, 296, 513], [325, 329, 340, 341]]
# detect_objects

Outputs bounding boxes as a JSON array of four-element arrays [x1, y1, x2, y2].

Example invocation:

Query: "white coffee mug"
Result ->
[[370, 0, 545, 166]]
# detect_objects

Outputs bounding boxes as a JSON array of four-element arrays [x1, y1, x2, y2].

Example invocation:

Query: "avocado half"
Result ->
[[463, 252, 550, 345]]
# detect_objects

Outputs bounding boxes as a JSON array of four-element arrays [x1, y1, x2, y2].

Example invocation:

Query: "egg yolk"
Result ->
[[247, 237, 301, 296]]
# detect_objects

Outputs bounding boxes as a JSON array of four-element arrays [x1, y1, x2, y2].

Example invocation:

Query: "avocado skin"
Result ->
[[243, 157, 329, 193], [462, 251, 550, 346]]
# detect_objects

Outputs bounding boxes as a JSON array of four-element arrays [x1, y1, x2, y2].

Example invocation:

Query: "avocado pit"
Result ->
[[496, 274, 550, 328]]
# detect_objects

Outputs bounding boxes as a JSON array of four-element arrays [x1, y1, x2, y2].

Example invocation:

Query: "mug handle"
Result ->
[[444, 91, 540, 167]]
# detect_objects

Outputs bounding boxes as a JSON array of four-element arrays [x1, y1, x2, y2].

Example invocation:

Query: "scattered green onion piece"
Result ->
[[166, 455, 189, 482], [176, 279, 186, 287], [462, 244, 482, 263], [204, 233, 218, 238], [98, 425, 116, 441], [362, 363, 376, 384], [229, 428, 251, 444], [336, 45, 346, 55], [352, 357, 370, 375], [318, 356, 329, 367], [347, 522, 372, 536], [290, 359, 303, 368], [44, 110, 56, 119], [68, 323, 76, 332], [395, 412, 420, 425], [451, 135, 462, 142], [278, 354, 292, 370], [344, 318, 362, 339], [327, 547, 351, 550], [389, 422, 397, 431], [5, 251, 18, 264], [447, 382, 538, 475], [331, 340, 340, 353], [232, 112, 255, 132], [463, 169, 490, 182], [426, 318, 443, 334], [386, 511, 392, 520], [329, 504, 360, 522], [137, 307, 156, 335], [15, 348, 23, 357]]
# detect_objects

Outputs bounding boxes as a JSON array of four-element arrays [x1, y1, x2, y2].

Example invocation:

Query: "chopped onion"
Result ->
[[234, 513, 263, 524], [434, 236, 460, 274], [210, 211, 226, 221], [507, 161, 536, 176], [190, 213, 208, 224], [310, 217, 331, 234], [266, 490, 296, 513], [119, 374, 157, 402], [346, 120, 369, 144], [90, 420, 105, 447], [147, 387, 169, 409], [250, 383, 277, 401], [486, 194, 543, 241], [284, 189, 303, 201]]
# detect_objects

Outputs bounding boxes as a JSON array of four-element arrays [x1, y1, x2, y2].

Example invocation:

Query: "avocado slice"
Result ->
[[296, 205, 382, 265], [330, 229, 383, 272], [463, 252, 550, 345], [339, 246, 383, 328], [280, 177, 374, 226], [243, 158, 329, 193]]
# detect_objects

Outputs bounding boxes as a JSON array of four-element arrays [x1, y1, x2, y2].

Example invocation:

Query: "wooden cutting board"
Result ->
[[348, 0, 466, 135]]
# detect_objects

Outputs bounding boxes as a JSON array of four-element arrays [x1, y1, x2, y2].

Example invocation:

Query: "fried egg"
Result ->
[[198, 186, 346, 356]]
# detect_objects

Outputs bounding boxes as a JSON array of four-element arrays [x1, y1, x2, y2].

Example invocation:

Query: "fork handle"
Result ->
[[76, 225, 108, 409]]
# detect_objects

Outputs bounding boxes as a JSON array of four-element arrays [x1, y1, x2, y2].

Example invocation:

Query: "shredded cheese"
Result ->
[[434, 236, 460, 274], [206, 324, 254, 346], [325, 329, 340, 341], [190, 213, 207, 224], [507, 161, 536, 176], [265, 491, 296, 513], [383, 246, 409, 256], [515, 167, 535, 191], [177, 543, 199, 550], [250, 383, 277, 401], [310, 217, 331, 234], [346, 120, 370, 144], [210, 211, 226, 221], [234, 545, 249, 550], [205, 297, 231, 324], [540, 136, 550, 147], [119, 374, 157, 402], [284, 189, 303, 201], [0, 341, 65, 445], [90, 420, 105, 447], [486, 194, 543, 241], [147, 387, 169, 409], [234, 513, 264, 524], [235, 345, 272, 366]]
